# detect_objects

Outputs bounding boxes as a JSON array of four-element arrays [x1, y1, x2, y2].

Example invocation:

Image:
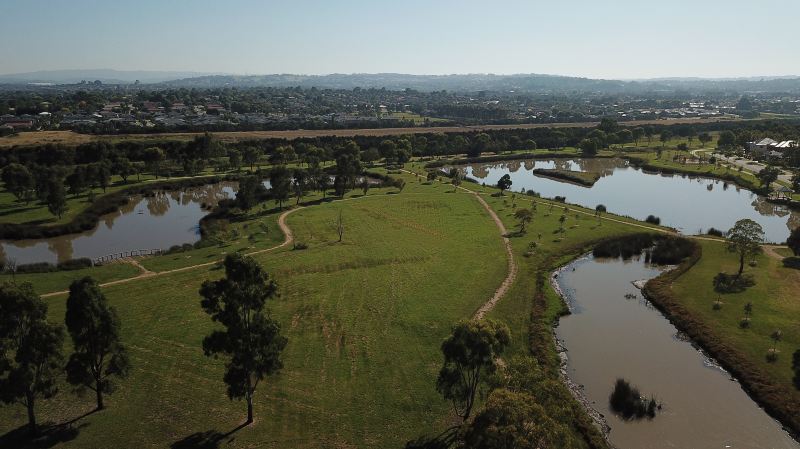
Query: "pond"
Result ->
[[463, 158, 799, 243], [0, 180, 261, 265], [554, 255, 798, 449]]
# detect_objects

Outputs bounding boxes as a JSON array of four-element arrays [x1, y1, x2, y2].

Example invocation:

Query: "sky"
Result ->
[[1, 0, 799, 79]]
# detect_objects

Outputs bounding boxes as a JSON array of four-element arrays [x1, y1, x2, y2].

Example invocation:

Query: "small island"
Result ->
[[532, 168, 602, 187]]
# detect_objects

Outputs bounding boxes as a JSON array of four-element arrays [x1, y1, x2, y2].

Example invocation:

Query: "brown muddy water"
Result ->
[[554, 255, 798, 449], [0, 182, 240, 265]]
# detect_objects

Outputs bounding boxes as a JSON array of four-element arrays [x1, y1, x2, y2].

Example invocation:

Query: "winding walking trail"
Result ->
[[471, 192, 517, 320], [42, 206, 303, 298]]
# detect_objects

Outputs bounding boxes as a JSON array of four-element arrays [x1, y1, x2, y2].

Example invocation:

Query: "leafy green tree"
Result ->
[[65, 277, 130, 410], [436, 319, 510, 421], [462, 389, 576, 449], [497, 174, 512, 195], [514, 208, 533, 233], [114, 157, 135, 182], [727, 219, 764, 277], [46, 179, 68, 219], [579, 138, 598, 156], [717, 131, 737, 149], [379, 139, 397, 162], [66, 166, 89, 197], [450, 168, 463, 192], [757, 166, 780, 190], [144, 147, 165, 178], [2, 163, 35, 203], [698, 133, 713, 148], [269, 166, 292, 209], [243, 147, 261, 171], [0, 282, 64, 435], [235, 176, 266, 211], [659, 130, 673, 148], [95, 162, 112, 192], [631, 127, 645, 146], [617, 129, 633, 148], [200, 254, 287, 424], [228, 149, 242, 172], [469, 133, 492, 157], [292, 169, 307, 205]]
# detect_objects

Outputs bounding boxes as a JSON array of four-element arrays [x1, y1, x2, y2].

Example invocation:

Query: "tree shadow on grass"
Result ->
[[171, 422, 248, 449], [0, 409, 98, 449]]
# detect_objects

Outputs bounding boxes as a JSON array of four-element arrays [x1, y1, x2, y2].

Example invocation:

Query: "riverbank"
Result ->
[[643, 240, 800, 439]]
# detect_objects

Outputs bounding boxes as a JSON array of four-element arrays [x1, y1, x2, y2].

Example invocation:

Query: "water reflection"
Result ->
[[1, 182, 240, 265], [464, 158, 798, 243]]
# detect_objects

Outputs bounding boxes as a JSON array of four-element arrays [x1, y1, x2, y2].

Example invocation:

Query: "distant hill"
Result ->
[[0, 69, 222, 84], [158, 73, 800, 94], [2, 71, 800, 94]]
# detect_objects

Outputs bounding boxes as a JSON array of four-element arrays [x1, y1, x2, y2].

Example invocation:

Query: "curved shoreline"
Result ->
[[0, 174, 243, 241], [549, 255, 614, 442]]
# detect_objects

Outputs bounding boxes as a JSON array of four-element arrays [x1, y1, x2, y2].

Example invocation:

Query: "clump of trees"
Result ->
[[0, 276, 131, 436], [0, 282, 64, 435]]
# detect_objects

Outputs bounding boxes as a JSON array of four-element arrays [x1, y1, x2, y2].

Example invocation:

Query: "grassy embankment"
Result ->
[[645, 239, 800, 436]]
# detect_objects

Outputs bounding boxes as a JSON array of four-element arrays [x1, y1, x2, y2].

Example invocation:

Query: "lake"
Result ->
[[463, 158, 799, 243]]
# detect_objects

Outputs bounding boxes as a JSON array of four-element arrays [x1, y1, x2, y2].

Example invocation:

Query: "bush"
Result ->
[[713, 272, 756, 293], [293, 242, 308, 250], [645, 215, 661, 225], [553, 196, 566, 203], [593, 234, 655, 259], [707, 228, 724, 237], [783, 256, 800, 270], [650, 236, 695, 265], [10, 258, 94, 273], [56, 258, 93, 271], [609, 378, 657, 420]]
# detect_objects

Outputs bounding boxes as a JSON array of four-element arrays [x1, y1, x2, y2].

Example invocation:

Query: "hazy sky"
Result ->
[[2, 0, 799, 79]]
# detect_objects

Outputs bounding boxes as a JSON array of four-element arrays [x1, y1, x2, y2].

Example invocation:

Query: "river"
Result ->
[[554, 255, 798, 449]]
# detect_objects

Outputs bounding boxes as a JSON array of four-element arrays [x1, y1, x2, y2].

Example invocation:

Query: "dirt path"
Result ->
[[762, 245, 789, 260], [472, 193, 517, 320], [42, 207, 303, 298]]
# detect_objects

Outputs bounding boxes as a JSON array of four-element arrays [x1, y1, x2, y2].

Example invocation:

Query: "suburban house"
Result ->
[[747, 137, 797, 159]]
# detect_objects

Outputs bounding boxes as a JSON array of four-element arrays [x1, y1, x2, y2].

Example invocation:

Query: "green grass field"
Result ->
[[671, 241, 800, 390], [5, 145, 793, 448], [0, 179, 513, 448]]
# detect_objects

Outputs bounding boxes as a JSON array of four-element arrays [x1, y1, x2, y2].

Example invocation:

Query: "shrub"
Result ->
[[553, 196, 566, 203], [783, 256, 800, 270], [707, 228, 724, 237], [56, 258, 93, 271], [713, 272, 756, 293], [609, 378, 657, 420], [593, 234, 654, 259], [645, 215, 661, 225], [293, 242, 308, 250], [650, 236, 695, 264]]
